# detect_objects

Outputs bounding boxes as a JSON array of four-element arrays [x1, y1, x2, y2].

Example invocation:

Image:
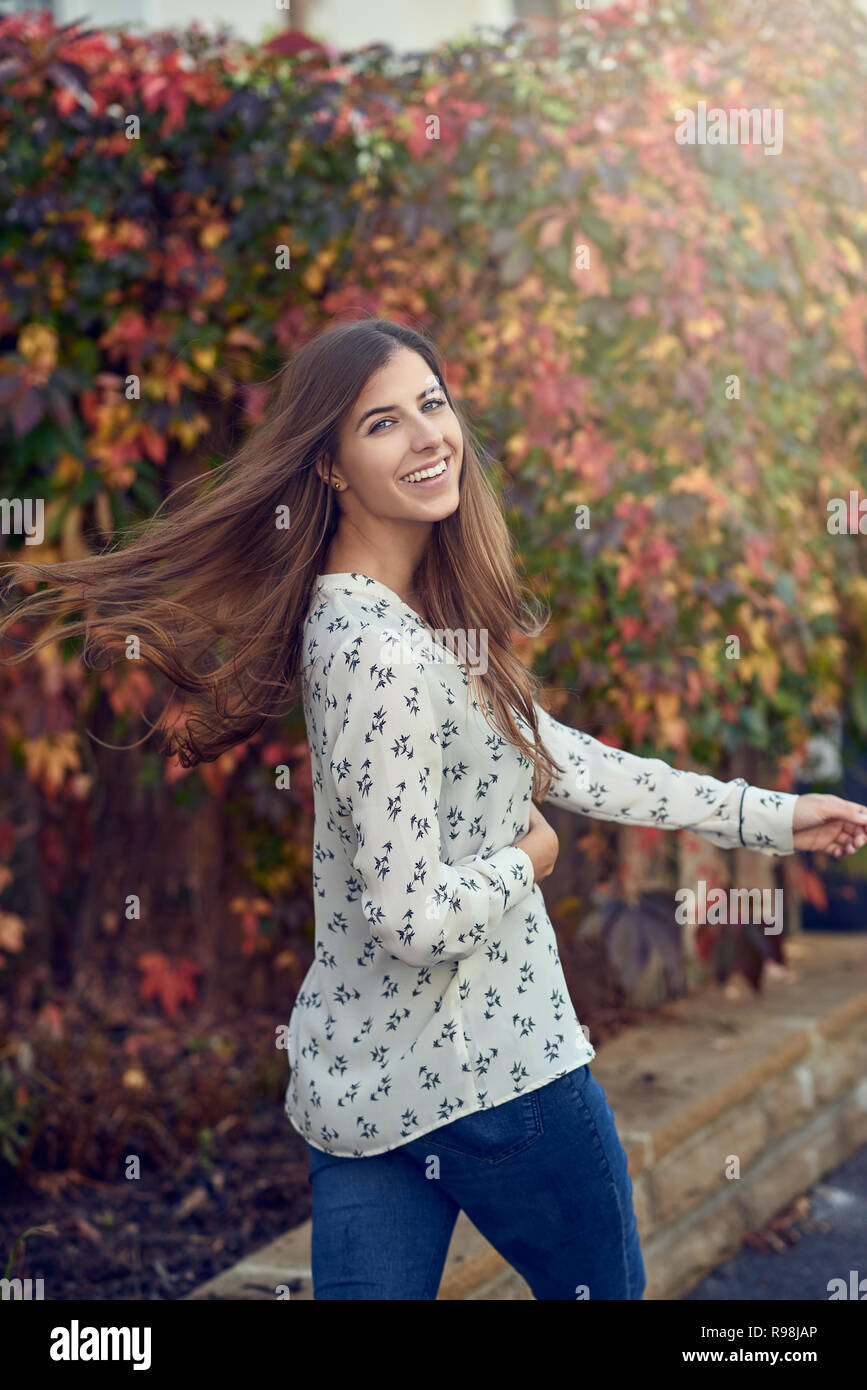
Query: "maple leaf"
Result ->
[[137, 952, 202, 1017]]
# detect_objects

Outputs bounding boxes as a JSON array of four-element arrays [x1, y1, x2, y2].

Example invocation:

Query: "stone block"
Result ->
[[651, 1100, 766, 1224]]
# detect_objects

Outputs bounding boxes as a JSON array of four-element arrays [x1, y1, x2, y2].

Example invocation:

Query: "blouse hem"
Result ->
[[286, 1043, 598, 1159]]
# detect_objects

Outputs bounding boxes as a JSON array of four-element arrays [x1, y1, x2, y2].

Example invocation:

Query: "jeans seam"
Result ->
[[571, 1079, 637, 1299], [419, 1203, 458, 1298]]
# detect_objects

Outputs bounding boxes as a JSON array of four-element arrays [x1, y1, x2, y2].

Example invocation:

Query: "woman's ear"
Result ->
[[316, 457, 342, 489], [317, 455, 346, 491]]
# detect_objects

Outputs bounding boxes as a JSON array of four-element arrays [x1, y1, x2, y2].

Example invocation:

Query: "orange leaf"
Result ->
[[137, 952, 202, 1017], [538, 214, 568, 250]]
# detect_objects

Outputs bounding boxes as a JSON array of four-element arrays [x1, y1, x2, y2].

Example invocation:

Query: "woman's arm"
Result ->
[[532, 701, 798, 857], [327, 628, 536, 967]]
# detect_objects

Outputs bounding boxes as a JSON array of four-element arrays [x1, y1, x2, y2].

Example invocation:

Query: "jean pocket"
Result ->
[[423, 1089, 544, 1164]]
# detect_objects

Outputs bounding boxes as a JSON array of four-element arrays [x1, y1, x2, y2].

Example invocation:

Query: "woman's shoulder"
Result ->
[[303, 582, 423, 685]]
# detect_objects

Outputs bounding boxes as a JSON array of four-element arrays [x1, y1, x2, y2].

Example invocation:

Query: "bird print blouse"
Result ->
[[284, 573, 799, 1157]]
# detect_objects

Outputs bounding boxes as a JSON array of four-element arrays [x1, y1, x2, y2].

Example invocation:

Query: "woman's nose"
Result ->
[[411, 418, 444, 448]]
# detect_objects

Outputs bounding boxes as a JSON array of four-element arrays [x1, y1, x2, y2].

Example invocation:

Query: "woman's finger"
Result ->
[[832, 831, 867, 857]]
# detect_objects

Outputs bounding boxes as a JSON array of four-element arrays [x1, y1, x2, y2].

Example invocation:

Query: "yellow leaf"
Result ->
[[199, 221, 229, 250], [826, 349, 852, 370], [172, 415, 210, 450], [23, 732, 80, 794], [698, 639, 722, 678], [655, 691, 679, 721], [754, 650, 781, 700], [302, 264, 325, 294], [805, 591, 837, 618], [53, 453, 84, 485], [0, 913, 26, 952], [18, 323, 58, 370], [850, 577, 867, 607], [834, 236, 862, 274], [670, 465, 714, 496], [642, 334, 681, 362], [743, 615, 771, 651], [684, 315, 719, 340], [192, 346, 217, 372]]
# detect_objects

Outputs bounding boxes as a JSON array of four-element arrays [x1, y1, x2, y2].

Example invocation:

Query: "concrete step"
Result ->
[[184, 1207, 529, 1300]]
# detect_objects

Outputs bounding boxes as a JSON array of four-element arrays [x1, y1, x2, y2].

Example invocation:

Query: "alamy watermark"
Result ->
[[675, 101, 783, 156], [378, 624, 489, 676], [1, 497, 44, 545], [676, 879, 784, 935]]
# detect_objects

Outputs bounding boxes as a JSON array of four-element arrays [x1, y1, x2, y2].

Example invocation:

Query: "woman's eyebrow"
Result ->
[[356, 383, 443, 430]]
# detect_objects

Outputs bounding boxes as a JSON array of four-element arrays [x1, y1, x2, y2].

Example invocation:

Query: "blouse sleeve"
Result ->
[[327, 627, 536, 967], [532, 701, 798, 857]]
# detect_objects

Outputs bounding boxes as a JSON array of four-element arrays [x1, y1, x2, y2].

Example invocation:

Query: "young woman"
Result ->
[[3, 316, 866, 1301]]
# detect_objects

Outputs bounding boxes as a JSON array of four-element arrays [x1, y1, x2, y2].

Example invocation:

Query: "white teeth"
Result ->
[[401, 458, 449, 484]]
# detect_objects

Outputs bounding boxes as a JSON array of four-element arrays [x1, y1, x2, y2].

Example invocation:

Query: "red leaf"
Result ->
[[137, 952, 202, 1017]]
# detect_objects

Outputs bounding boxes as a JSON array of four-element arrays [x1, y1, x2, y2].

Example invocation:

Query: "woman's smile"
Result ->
[[397, 454, 453, 489]]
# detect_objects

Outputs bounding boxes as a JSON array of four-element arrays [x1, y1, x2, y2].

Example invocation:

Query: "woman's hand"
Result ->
[[792, 793, 867, 857], [514, 803, 560, 882]]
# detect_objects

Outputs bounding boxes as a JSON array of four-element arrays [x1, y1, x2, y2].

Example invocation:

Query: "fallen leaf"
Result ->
[[174, 1186, 209, 1222]]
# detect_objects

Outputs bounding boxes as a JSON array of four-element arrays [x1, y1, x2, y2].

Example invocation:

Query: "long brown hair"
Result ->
[[0, 316, 565, 799]]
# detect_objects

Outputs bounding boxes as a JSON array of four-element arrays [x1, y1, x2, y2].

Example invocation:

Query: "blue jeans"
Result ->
[[305, 1062, 646, 1300]]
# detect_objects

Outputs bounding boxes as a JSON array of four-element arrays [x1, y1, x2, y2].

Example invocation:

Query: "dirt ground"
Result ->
[[0, 1094, 312, 1301]]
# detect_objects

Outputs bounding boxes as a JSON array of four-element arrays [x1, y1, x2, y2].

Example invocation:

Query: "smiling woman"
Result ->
[[315, 347, 465, 607]]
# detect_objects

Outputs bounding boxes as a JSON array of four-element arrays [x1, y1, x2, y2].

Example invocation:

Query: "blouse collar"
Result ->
[[314, 572, 433, 632]]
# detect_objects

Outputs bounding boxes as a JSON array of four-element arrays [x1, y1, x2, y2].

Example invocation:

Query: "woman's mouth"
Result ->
[[398, 455, 452, 489]]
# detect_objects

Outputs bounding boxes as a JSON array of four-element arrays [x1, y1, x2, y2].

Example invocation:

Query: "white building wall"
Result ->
[[150, 0, 288, 42], [52, 0, 273, 41], [50, 0, 515, 48], [301, 0, 515, 54]]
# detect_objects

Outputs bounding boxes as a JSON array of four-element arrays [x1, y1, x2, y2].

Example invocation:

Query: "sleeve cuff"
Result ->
[[474, 844, 536, 913], [739, 785, 799, 857], [493, 844, 536, 904]]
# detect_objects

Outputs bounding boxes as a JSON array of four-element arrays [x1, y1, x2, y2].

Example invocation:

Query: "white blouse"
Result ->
[[284, 573, 799, 1157]]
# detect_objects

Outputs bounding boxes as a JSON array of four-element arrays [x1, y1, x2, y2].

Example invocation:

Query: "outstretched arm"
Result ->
[[532, 701, 798, 857]]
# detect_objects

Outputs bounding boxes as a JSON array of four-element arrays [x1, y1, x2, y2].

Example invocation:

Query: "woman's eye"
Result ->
[[369, 398, 446, 433]]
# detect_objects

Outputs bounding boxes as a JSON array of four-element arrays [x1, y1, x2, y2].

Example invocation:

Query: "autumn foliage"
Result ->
[[1, 0, 867, 1177]]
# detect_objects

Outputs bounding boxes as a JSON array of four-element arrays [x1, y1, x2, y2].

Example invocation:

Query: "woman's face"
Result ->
[[330, 347, 463, 523]]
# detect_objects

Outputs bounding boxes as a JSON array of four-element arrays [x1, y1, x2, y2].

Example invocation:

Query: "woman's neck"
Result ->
[[321, 546, 427, 620]]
